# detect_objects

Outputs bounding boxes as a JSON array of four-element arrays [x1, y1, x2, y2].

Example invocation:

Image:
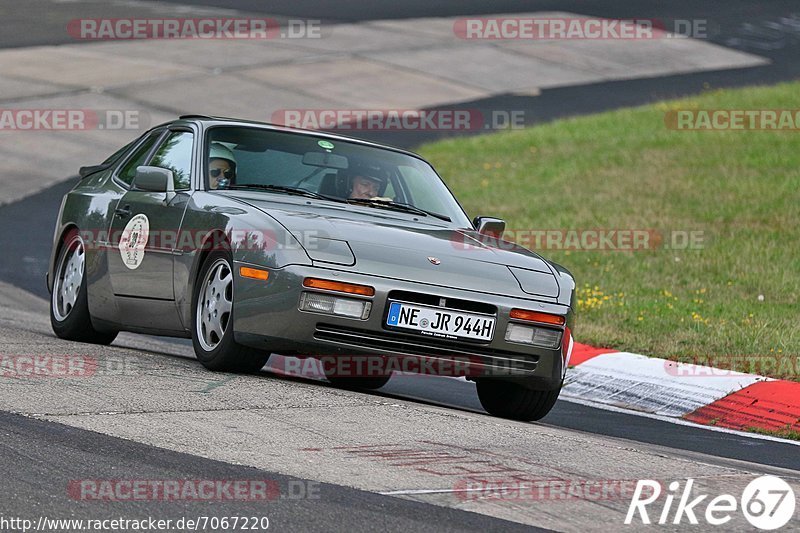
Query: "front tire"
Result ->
[[191, 251, 269, 373], [50, 230, 118, 345], [477, 380, 561, 421]]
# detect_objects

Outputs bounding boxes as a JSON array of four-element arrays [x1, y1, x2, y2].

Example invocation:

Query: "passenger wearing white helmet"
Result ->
[[208, 142, 236, 190]]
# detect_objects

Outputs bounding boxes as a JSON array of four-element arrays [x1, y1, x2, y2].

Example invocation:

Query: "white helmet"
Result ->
[[209, 142, 236, 166], [209, 142, 237, 187]]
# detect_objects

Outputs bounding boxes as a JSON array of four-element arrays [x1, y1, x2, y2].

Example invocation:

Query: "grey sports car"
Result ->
[[48, 116, 576, 421]]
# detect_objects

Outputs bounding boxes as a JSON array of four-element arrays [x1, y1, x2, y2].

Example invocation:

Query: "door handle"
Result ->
[[114, 205, 132, 219]]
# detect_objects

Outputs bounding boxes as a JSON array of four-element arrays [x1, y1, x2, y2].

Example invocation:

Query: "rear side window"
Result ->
[[150, 131, 194, 190], [117, 132, 162, 187]]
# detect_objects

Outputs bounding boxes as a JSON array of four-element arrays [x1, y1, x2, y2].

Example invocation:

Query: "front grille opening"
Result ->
[[387, 290, 496, 315], [314, 324, 539, 373]]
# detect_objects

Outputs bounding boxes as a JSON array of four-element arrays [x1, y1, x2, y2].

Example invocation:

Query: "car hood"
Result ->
[[238, 197, 560, 300]]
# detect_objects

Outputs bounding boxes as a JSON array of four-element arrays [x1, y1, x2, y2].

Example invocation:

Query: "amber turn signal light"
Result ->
[[239, 266, 270, 281], [509, 309, 565, 326], [303, 278, 375, 296]]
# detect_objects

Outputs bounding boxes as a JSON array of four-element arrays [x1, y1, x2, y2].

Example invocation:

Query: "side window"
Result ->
[[117, 132, 162, 187], [150, 131, 194, 190]]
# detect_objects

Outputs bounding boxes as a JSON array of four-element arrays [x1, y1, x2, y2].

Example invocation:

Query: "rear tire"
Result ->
[[191, 251, 269, 373], [50, 230, 118, 345], [477, 380, 561, 421]]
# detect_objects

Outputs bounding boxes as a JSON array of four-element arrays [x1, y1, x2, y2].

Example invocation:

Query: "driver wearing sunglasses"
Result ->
[[208, 142, 237, 190]]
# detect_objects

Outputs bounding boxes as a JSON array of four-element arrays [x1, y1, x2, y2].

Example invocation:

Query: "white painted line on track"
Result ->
[[380, 488, 488, 496]]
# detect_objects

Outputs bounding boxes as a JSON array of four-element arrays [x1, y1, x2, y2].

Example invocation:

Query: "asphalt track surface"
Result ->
[[1, 1, 799, 530], [2, 174, 800, 476], [1, 411, 538, 532], [0, 169, 797, 533], [4, 167, 800, 476], [160, 0, 798, 27], [2, 1, 800, 149]]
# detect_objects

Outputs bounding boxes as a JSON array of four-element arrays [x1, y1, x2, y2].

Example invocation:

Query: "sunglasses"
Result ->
[[210, 168, 234, 179]]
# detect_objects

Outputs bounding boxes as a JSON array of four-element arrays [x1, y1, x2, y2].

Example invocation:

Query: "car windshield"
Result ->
[[205, 126, 471, 227]]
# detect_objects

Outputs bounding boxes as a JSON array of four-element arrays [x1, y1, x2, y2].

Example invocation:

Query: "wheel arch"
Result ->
[[48, 223, 80, 294], [191, 229, 232, 287]]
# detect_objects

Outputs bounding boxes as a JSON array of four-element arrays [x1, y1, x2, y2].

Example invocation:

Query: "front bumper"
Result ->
[[233, 263, 572, 390]]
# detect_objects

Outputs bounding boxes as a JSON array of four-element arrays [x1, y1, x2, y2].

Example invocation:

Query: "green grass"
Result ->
[[747, 426, 800, 441], [418, 82, 800, 379]]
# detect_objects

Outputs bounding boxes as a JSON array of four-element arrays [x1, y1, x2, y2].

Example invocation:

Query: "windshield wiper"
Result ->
[[226, 184, 343, 202], [224, 185, 451, 221], [346, 198, 451, 222]]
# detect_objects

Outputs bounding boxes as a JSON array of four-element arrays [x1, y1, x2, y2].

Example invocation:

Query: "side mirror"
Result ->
[[473, 216, 506, 239], [133, 166, 175, 203]]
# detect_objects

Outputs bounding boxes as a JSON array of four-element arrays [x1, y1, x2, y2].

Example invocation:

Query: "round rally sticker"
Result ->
[[118, 214, 149, 270]]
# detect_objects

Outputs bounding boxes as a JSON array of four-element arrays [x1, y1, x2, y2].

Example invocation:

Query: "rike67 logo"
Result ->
[[626, 476, 796, 530]]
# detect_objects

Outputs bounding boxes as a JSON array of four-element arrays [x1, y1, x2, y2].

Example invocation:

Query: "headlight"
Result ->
[[299, 292, 371, 319], [505, 323, 562, 349]]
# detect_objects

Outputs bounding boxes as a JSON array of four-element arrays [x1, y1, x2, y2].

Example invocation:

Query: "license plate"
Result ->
[[386, 301, 495, 342]]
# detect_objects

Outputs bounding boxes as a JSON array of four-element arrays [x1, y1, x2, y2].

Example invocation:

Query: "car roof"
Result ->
[[154, 115, 426, 161]]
